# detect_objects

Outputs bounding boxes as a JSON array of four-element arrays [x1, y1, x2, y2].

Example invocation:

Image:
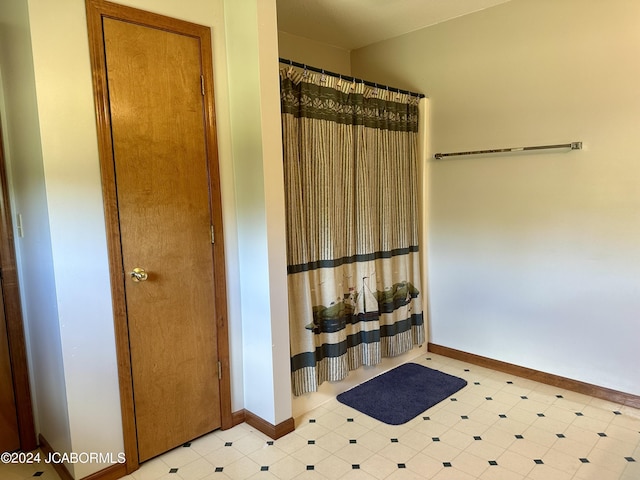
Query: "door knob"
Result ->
[[130, 267, 148, 282]]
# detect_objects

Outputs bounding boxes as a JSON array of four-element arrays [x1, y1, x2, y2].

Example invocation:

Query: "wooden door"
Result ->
[[0, 287, 20, 453], [86, 1, 231, 464], [103, 18, 221, 461]]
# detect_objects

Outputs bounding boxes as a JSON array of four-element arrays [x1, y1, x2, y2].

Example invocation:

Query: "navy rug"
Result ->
[[336, 362, 467, 425]]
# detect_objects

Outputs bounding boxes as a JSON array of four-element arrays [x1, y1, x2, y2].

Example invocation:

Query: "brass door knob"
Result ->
[[130, 267, 148, 282]]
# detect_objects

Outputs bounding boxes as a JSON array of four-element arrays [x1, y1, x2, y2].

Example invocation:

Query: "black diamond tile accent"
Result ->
[[309, 419, 316, 423], [398, 463, 406, 469], [224, 442, 233, 447], [450, 398, 458, 402], [556, 394, 564, 398], [473, 436, 482, 441], [474, 382, 481, 385], [534, 459, 544, 465], [391, 438, 399, 443], [507, 381, 514, 384], [33, 474, 44, 478], [488, 460, 498, 466], [183, 442, 191, 447], [597, 432, 607, 437], [443, 462, 452, 467], [464, 369, 470, 371], [613, 411, 622, 415], [169, 468, 179, 474], [215, 467, 224, 472], [579, 458, 589, 463], [352, 464, 360, 469], [267, 441, 274, 445], [426, 357, 432, 360], [515, 435, 524, 439], [347, 418, 354, 422], [349, 439, 357, 444], [261, 466, 269, 471], [486, 397, 493, 400], [537, 413, 545, 417], [626, 457, 636, 462], [432, 437, 440, 442], [306, 465, 314, 470], [499, 414, 507, 418], [461, 415, 469, 419], [521, 396, 528, 400], [308, 440, 315, 445], [575, 412, 584, 416], [423, 416, 431, 420], [556, 433, 566, 438]]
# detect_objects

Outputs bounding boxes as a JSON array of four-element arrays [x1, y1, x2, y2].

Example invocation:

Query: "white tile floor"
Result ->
[[5, 352, 640, 480]]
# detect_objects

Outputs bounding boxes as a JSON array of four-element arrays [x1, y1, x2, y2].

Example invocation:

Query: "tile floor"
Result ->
[[5, 352, 640, 480]]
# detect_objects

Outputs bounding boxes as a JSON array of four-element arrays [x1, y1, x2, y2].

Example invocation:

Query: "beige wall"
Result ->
[[352, 0, 640, 395], [278, 30, 351, 76], [225, 0, 291, 425]]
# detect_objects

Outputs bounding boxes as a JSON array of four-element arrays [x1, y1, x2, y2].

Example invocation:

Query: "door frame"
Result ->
[[0, 119, 37, 453], [85, 0, 232, 471]]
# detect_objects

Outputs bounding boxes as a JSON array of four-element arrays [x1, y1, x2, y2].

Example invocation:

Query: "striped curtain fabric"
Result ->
[[281, 69, 425, 396]]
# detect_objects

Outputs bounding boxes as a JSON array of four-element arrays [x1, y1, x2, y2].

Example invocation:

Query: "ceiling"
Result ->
[[276, 0, 512, 51]]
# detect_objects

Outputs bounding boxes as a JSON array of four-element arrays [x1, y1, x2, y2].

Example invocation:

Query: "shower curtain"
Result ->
[[281, 68, 424, 396]]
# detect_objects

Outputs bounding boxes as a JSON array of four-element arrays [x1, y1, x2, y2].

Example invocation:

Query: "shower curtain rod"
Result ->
[[279, 57, 426, 98], [434, 141, 583, 159]]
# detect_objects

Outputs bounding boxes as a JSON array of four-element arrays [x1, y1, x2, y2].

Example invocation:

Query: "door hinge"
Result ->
[[200, 75, 205, 96], [210, 225, 215, 244], [217, 361, 222, 380]]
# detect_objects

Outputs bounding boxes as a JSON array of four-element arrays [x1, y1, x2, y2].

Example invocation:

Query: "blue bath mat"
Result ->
[[336, 362, 468, 425]]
